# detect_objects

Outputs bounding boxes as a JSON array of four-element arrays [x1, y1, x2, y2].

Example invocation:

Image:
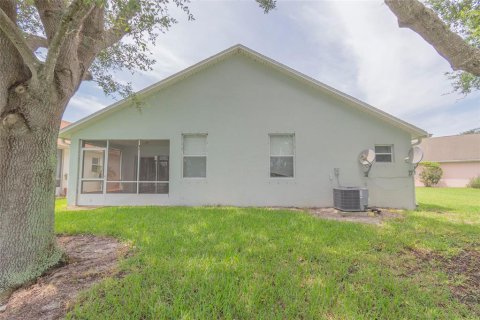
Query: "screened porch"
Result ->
[[80, 140, 170, 195]]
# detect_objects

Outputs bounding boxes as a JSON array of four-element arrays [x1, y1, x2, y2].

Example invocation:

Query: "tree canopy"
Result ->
[[386, 0, 480, 94], [1, 0, 278, 102], [428, 0, 480, 94]]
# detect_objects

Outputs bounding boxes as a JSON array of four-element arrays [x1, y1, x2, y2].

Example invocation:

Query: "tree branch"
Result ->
[[83, 70, 93, 80], [385, 0, 480, 77], [33, 0, 65, 41], [97, 2, 140, 51], [25, 33, 48, 51], [43, 0, 92, 84], [0, 7, 41, 79], [77, 5, 105, 69], [100, 27, 127, 50]]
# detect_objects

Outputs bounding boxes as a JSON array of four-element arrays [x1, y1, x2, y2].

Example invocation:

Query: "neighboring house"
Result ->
[[415, 134, 480, 187], [60, 45, 428, 209], [56, 120, 71, 196]]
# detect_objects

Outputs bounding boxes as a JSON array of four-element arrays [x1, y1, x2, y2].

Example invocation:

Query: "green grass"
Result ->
[[55, 188, 480, 319]]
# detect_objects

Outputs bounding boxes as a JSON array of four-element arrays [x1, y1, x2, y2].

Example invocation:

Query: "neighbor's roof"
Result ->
[[60, 120, 71, 129], [60, 44, 429, 139], [420, 133, 480, 162], [57, 120, 71, 148]]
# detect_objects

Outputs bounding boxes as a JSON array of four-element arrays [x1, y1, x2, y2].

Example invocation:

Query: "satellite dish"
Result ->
[[358, 149, 375, 177], [407, 146, 424, 165], [359, 149, 375, 166], [406, 146, 423, 176]]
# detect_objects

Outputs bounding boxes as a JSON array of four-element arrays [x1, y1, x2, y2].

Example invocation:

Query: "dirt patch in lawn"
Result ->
[[402, 247, 480, 315], [304, 207, 402, 225], [0, 235, 129, 320]]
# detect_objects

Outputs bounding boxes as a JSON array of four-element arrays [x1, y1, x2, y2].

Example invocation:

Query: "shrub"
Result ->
[[467, 176, 480, 188], [419, 162, 443, 187]]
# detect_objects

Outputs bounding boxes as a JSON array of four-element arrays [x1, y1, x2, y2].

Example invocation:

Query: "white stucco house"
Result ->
[[60, 45, 428, 209]]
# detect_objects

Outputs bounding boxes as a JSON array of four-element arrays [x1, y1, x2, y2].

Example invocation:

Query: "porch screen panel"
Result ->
[[82, 150, 105, 179], [139, 140, 170, 194], [81, 181, 103, 194], [82, 140, 107, 148], [80, 142, 106, 194], [107, 140, 138, 193]]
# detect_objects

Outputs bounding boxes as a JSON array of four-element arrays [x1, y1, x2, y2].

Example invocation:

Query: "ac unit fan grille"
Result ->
[[333, 188, 368, 212]]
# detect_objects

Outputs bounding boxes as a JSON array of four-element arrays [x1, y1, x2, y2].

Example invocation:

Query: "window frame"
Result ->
[[182, 133, 208, 179], [269, 133, 295, 179], [374, 144, 394, 163]]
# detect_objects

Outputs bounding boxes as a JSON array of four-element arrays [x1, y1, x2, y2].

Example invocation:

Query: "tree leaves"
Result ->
[[13, 0, 194, 100], [426, 0, 480, 94]]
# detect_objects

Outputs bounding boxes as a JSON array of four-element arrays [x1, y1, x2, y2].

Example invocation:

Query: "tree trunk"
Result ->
[[0, 95, 63, 303]]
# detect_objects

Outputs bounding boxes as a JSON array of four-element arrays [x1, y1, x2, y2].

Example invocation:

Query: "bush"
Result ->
[[467, 176, 480, 188], [419, 162, 443, 187]]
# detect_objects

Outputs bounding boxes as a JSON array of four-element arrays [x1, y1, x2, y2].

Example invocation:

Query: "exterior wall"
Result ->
[[56, 147, 70, 196], [67, 54, 417, 209], [62, 148, 70, 194], [415, 161, 480, 187]]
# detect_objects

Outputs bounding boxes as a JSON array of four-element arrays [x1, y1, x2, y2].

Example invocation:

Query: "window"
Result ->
[[270, 134, 294, 178], [91, 157, 102, 174], [183, 134, 207, 178], [80, 139, 170, 194], [375, 145, 393, 163]]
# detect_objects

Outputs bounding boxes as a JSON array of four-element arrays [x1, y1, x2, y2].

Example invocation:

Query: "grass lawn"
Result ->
[[55, 188, 480, 319]]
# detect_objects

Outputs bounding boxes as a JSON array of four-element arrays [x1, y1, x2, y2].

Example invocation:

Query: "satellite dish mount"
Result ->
[[405, 146, 424, 176], [358, 149, 375, 177]]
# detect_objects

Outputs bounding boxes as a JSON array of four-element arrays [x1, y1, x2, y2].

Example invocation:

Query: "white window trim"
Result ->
[[269, 133, 295, 179], [374, 144, 394, 163], [182, 133, 208, 179]]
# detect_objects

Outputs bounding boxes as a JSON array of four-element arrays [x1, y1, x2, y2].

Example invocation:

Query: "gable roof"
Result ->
[[60, 120, 71, 129], [60, 44, 429, 139], [420, 134, 480, 162]]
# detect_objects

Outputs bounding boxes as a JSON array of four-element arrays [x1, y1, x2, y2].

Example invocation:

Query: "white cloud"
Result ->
[[68, 95, 106, 114], [139, 45, 190, 80], [326, 0, 467, 118], [418, 103, 480, 136], [290, 3, 360, 96]]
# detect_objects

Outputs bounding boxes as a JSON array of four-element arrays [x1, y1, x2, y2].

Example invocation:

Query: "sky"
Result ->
[[64, 0, 480, 137]]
